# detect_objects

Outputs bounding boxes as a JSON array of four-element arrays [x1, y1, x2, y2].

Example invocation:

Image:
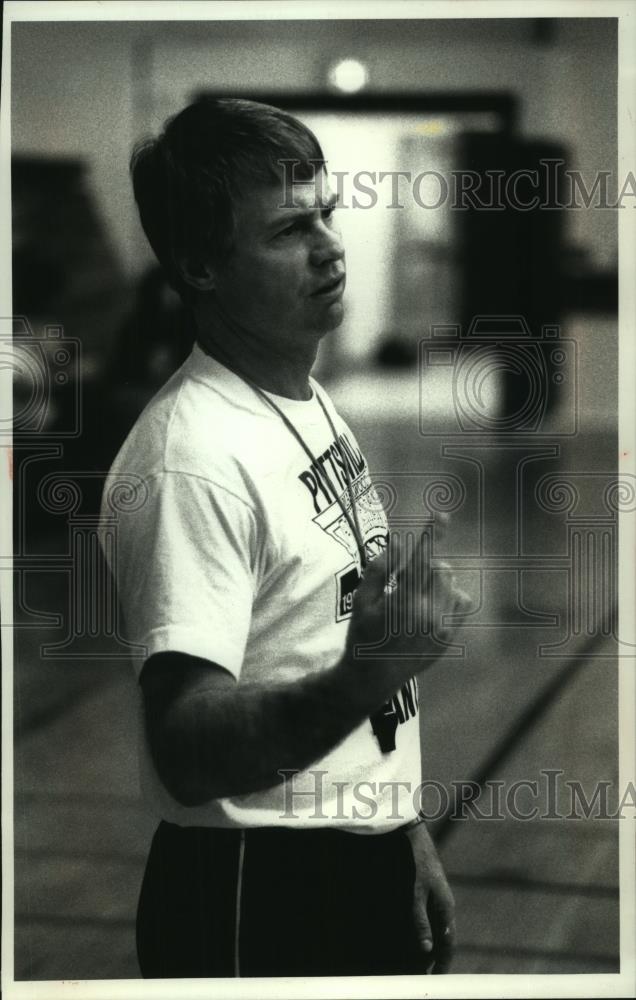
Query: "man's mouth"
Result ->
[[311, 275, 346, 297]]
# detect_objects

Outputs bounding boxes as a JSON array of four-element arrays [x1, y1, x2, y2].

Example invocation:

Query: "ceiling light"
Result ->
[[328, 59, 369, 94]]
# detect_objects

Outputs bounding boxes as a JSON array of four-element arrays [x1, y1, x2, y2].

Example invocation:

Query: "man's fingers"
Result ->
[[358, 544, 391, 601], [387, 530, 403, 584], [452, 586, 472, 616], [412, 888, 435, 967], [387, 529, 412, 578], [399, 516, 450, 593], [438, 584, 472, 636], [435, 511, 450, 542], [428, 895, 456, 975], [431, 920, 456, 974], [360, 528, 466, 644], [393, 530, 434, 596], [414, 886, 457, 974]]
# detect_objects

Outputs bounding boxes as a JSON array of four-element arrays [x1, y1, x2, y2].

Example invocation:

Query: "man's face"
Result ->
[[210, 172, 346, 350]]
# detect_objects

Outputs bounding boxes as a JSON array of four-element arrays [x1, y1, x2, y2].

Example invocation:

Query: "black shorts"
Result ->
[[136, 821, 423, 978]]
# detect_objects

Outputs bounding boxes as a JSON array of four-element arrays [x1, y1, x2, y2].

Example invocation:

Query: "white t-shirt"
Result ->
[[100, 344, 421, 832]]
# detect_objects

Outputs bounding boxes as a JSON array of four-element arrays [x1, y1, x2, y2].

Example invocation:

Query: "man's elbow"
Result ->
[[146, 715, 225, 807], [160, 763, 217, 808], [139, 651, 235, 806]]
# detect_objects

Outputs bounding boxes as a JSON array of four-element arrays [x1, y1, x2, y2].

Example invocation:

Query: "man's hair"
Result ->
[[130, 97, 325, 302]]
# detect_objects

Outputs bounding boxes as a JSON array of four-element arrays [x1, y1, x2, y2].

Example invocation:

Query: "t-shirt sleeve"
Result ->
[[112, 470, 259, 679]]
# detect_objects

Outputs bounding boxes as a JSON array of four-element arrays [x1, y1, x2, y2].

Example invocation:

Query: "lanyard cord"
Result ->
[[315, 393, 368, 572], [195, 338, 368, 570], [246, 380, 369, 572]]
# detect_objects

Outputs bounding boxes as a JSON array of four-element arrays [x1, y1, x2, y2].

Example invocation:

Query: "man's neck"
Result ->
[[194, 303, 317, 402]]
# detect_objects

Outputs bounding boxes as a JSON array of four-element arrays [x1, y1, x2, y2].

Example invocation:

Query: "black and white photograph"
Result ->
[[1, 1, 635, 997]]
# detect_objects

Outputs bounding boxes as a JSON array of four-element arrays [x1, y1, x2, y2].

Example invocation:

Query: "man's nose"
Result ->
[[309, 224, 345, 268]]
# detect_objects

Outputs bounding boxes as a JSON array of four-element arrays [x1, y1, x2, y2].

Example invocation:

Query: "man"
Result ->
[[100, 97, 466, 979]]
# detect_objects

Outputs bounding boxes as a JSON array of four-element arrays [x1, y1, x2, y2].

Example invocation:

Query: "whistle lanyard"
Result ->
[[246, 379, 369, 573], [197, 341, 369, 571]]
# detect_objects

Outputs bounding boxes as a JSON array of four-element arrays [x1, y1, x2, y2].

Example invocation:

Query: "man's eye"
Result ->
[[277, 223, 297, 238]]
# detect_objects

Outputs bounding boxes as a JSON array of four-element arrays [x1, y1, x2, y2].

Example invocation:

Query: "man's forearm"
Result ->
[[145, 655, 393, 806]]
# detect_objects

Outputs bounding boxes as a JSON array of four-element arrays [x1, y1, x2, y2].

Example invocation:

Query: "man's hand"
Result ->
[[341, 520, 471, 709], [405, 821, 456, 974]]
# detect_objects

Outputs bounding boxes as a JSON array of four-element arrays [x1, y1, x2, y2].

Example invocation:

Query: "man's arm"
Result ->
[[141, 533, 468, 806], [142, 650, 377, 805]]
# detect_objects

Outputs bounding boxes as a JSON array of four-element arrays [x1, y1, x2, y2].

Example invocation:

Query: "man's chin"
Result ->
[[317, 301, 345, 335]]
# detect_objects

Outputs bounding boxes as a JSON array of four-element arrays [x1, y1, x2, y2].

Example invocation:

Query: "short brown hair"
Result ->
[[130, 97, 325, 302]]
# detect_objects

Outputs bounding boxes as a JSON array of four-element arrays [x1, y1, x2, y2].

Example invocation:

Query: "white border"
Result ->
[[3, 0, 636, 22], [617, 1, 636, 996], [0, 0, 15, 992], [1, 2, 635, 999]]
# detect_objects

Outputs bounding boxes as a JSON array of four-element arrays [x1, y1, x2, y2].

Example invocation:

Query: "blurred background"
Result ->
[[10, 16, 621, 980]]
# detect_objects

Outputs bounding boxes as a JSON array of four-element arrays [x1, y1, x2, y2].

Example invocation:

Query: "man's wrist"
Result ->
[[400, 810, 427, 833], [330, 654, 377, 716], [332, 650, 405, 717]]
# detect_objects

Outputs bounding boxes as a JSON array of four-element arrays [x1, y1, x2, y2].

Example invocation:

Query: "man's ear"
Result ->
[[178, 257, 216, 292]]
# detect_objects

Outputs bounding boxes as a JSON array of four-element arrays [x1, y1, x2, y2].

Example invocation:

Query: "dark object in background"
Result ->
[[106, 266, 195, 391], [456, 135, 566, 420], [96, 267, 196, 473], [376, 336, 418, 368], [11, 158, 195, 531], [12, 157, 127, 334], [12, 157, 132, 530]]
